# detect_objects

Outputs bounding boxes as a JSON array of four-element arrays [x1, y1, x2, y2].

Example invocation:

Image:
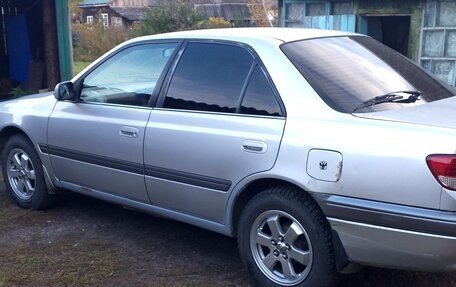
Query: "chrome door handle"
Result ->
[[242, 140, 267, 154], [120, 126, 139, 138]]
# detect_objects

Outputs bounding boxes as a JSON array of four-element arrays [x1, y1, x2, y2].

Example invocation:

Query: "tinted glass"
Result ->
[[81, 43, 177, 107], [241, 66, 282, 116], [164, 43, 254, 113], [281, 36, 455, 113]]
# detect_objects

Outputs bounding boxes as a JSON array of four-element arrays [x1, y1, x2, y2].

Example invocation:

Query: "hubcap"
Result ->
[[250, 210, 313, 286], [6, 148, 36, 201]]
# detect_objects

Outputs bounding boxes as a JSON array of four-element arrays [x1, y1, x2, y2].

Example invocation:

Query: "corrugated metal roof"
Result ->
[[78, 0, 110, 7], [111, 7, 150, 21], [194, 3, 251, 21]]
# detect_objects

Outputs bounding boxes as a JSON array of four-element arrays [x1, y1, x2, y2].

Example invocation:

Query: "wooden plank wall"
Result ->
[[302, 14, 356, 32], [358, 0, 419, 12]]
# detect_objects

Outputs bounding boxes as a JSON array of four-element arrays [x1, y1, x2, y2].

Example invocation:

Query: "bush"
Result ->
[[72, 2, 242, 62], [206, 17, 232, 28], [136, 0, 205, 36], [73, 23, 132, 62]]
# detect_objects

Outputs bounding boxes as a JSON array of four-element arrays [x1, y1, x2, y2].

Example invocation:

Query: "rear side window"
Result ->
[[164, 43, 254, 113], [241, 65, 282, 117]]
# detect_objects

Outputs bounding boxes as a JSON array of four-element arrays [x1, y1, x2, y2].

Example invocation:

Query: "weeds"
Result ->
[[72, 23, 132, 62]]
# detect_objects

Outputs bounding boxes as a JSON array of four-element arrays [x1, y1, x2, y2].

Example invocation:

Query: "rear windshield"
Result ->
[[281, 36, 456, 113]]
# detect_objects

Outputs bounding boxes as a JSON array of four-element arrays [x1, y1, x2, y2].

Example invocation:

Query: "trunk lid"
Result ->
[[354, 96, 456, 129]]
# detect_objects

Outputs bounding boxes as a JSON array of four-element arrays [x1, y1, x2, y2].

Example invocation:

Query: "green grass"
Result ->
[[73, 61, 91, 76]]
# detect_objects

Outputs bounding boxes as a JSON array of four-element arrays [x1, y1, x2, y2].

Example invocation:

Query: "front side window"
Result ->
[[281, 36, 455, 113], [86, 15, 94, 24], [81, 43, 177, 107], [164, 43, 254, 113]]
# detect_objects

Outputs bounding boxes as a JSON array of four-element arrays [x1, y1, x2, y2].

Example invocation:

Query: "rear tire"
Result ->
[[237, 186, 339, 287], [1, 135, 56, 210]]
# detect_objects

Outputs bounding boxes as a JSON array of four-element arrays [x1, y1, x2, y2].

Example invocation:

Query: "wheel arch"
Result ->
[[230, 177, 319, 237], [0, 126, 33, 154]]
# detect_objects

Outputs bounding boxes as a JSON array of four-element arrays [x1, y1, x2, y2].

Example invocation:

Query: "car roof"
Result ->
[[131, 27, 360, 44]]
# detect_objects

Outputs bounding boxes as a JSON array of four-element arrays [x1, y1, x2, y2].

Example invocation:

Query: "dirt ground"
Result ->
[[0, 179, 455, 287]]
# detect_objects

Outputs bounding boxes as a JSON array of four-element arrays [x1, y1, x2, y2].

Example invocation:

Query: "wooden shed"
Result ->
[[0, 0, 72, 98]]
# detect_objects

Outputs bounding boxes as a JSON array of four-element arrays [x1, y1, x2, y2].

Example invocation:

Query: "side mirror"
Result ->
[[54, 81, 75, 101]]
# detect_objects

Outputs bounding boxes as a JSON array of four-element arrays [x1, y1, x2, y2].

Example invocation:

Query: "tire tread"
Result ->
[[238, 185, 339, 287], [1, 134, 57, 210]]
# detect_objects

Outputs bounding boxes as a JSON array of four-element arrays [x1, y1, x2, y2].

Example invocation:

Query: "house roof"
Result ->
[[78, 0, 111, 7], [194, 3, 251, 21], [191, 0, 246, 3], [110, 7, 150, 21]]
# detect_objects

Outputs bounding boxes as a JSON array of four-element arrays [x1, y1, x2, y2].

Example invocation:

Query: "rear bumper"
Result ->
[[314, 194, 456, 272], [329, 218, 456, 272]]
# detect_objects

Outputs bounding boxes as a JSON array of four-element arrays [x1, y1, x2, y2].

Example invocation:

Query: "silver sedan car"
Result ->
[[1, 28, 455, 287]]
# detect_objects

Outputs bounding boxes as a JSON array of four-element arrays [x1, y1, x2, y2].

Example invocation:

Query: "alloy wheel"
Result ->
[[250, 210, 313, 286], [6, 148, 36, 201]]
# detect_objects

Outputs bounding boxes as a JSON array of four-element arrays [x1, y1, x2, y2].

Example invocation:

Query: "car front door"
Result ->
[[47, 42, 179, 202], [144, 42, 286, 222]]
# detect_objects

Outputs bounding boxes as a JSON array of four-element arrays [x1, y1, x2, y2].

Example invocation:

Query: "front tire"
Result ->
[[1, 135, 56, 209], [237, 186, 339, 287]]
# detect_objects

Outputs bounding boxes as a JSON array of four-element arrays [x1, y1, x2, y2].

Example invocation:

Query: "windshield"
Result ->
[[281, 36, 456, 113]]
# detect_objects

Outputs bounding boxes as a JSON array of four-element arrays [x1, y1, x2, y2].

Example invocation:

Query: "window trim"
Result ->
[[112, 16, 123, 27], [71, 38, 286, 116], [86, 15, 94, 24], [101, 13, 109, 27], [235, 62, 256, 113], [420, 2, 456, 87], [237, 63, 283, 117], [156, 39, 286, 118]]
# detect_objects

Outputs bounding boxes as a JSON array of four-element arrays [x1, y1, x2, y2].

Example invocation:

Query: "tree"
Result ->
[[247, 0, 272, 27], [70, 0, 81, 23], [137, 0, 205, 35], [73, 22, 131, 62]]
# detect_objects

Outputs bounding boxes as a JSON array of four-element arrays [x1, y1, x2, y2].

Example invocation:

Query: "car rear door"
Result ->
[[46, 42, 179, 203], [144, 41, 286, 223]]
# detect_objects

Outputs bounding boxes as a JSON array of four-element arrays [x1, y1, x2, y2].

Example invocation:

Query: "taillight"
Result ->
[[426, 155, 456, 191]]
